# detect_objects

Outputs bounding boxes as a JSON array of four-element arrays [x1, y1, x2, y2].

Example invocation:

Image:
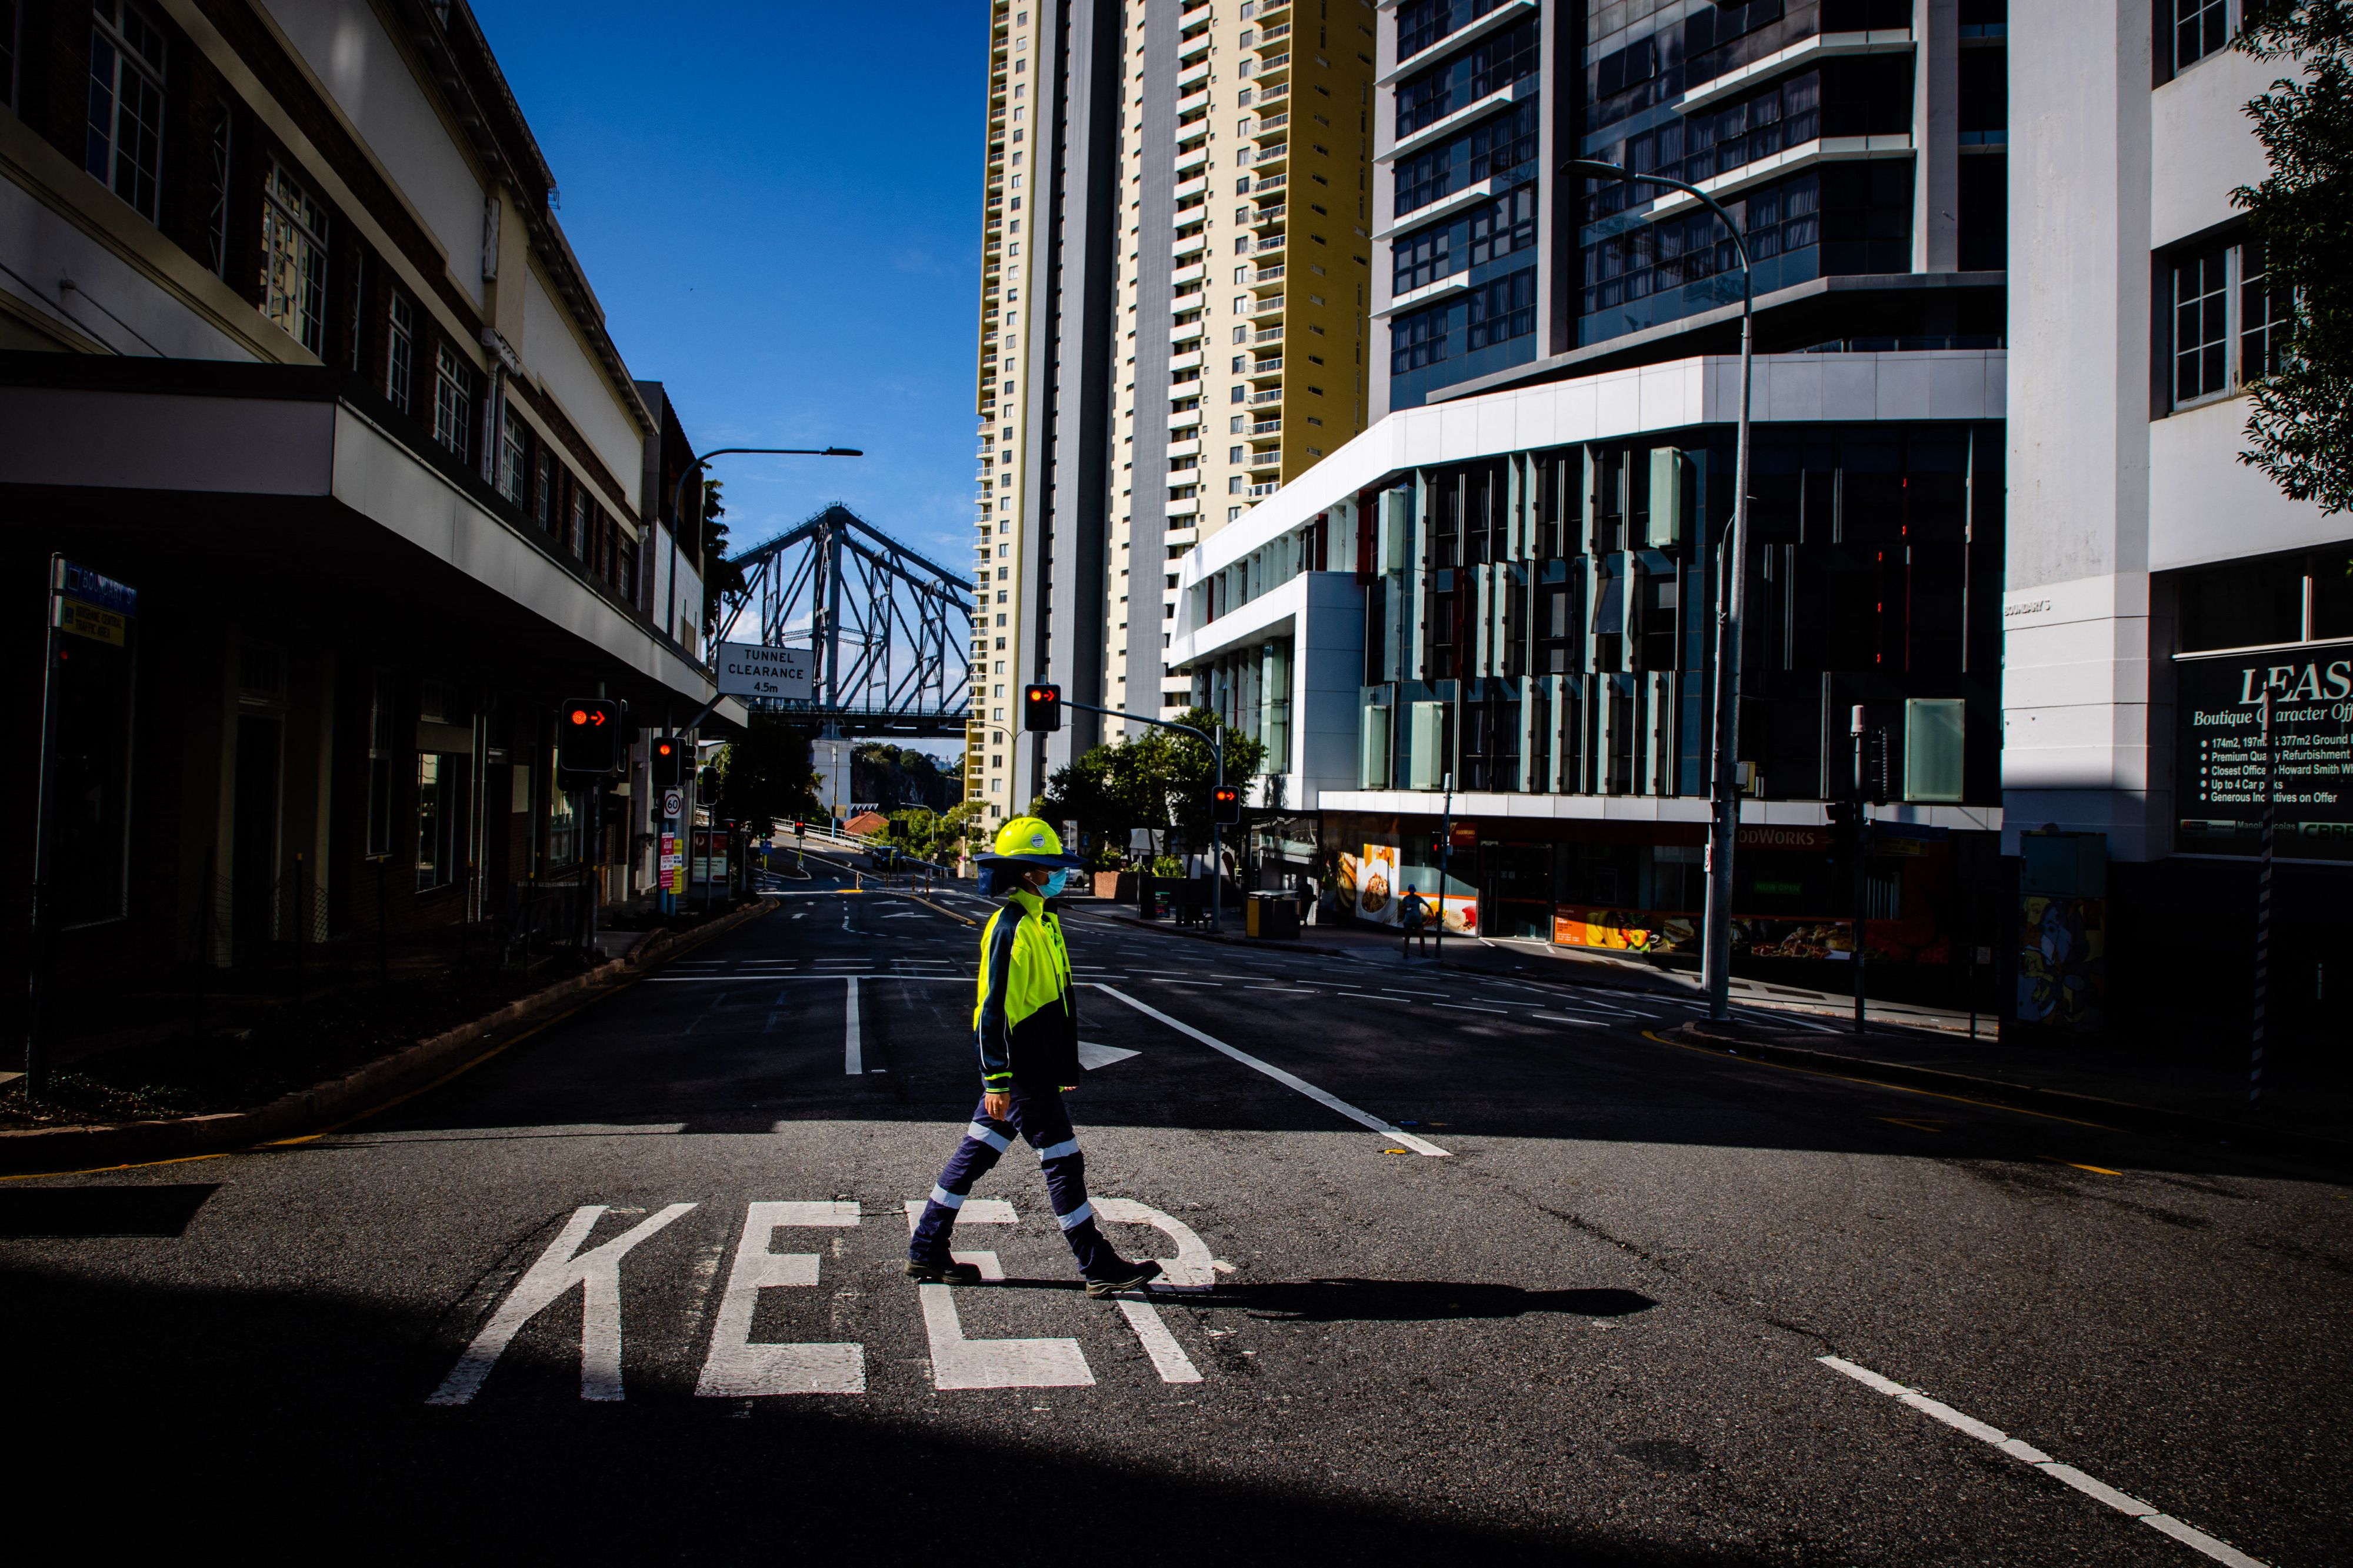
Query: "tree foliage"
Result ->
[[2236, 4, 2353, 512], [1034, 707, 1269, 865], [701, 478, 746, 639], [709, 720, 821, 836]]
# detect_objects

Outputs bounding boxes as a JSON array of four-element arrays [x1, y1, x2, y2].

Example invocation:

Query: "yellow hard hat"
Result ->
[[979, 815, 1085, 868]]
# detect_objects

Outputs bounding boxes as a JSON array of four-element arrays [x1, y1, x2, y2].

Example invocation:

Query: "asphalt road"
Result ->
[[3, 866, 2347, 1564]]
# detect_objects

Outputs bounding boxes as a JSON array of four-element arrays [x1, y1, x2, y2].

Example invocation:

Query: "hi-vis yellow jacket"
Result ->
[[972, 886, 1079, 1090]]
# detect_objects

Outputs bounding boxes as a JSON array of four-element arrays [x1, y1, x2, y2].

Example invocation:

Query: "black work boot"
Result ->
[[1083, 1257, 1164, 1299], [905, 1257, 984, 1285]]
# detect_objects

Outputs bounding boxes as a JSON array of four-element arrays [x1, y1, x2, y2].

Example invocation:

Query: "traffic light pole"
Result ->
[[1061, 699, 1227, 935], [1852, 706, 1869, 1036]]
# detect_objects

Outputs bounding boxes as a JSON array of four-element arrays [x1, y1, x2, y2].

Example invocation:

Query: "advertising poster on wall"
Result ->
[[2016, 893, 2104, 1028], [2174, 640, 2353, 860], [1554, 906, 1698, 955], [1431, 890, 1478, 935], [1355, 843, 1399, 925]]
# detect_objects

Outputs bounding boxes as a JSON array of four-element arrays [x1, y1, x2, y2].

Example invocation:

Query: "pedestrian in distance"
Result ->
[[1399, 885, 1432, 958], [907, 816, 1164, 1298]]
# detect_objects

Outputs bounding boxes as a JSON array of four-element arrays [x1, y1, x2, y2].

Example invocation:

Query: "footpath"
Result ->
[[1047, 889, 2353, 1169]]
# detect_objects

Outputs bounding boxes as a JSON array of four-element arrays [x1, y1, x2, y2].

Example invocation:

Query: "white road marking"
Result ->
[[1817, 1356, 2268, 1567], [1076, 1040, 1141, 1069], [1435, 1003, 1510, 1015], [897, 1200, 1094, 1389], [696, 1202, 864, 1397], [843, 979, 862, 1075], [1096, 985, 1450, 1157], [1113, 1298, 1201, 1383], [1530, 1012, 1615, 1027], [428, 1203, 696, 1405]]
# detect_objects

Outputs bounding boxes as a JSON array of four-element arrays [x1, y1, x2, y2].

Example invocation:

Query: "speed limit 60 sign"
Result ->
[[661, 788, 684, 819]]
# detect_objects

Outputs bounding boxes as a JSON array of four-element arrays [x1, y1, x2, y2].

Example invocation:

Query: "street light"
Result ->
[[1560, 158, 1754, 1023], [667, 445, 864, 643], [664, 445, 859, 915]]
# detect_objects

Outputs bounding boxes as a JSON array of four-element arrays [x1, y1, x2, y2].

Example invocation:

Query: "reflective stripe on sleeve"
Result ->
[[1055, 1200, 1094, 1231], [966, 1122, 1014, 1152], [928, 1185, 966, 1209], [1035, 1138, 1081, 1163]]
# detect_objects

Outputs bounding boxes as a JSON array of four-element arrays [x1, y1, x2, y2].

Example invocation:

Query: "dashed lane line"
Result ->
[[1095, 985, 1450, 1157], [843, 979, 862, 1076], [1817, 1356, 2267, 1567]]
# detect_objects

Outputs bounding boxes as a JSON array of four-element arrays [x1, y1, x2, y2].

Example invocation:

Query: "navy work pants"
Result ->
[[909, 1086, 1121, 1277]]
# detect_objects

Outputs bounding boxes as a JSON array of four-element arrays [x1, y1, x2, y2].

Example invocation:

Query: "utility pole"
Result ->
[[1434, 771, 1454, 967], [1852, 705, 1869, 1036], [2252, 684, 2274, 1103], [1561, 158, 1755, 1023]]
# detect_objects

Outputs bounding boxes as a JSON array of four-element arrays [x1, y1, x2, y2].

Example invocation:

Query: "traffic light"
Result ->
[[651, 734, 684, 786], [1024, 683, 1062, 732], [1211, 784, 1241, 825], [558, 698, 623, 775]]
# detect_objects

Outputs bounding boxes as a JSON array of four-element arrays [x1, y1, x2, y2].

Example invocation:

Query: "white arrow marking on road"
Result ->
[[428, 1202, 696, 1405], [844, 978, 862, 1075], [1095, 986, 1450, 1157], [1077, 1040, 1139, 1070], [900, 1200, 1093, 1389], [696, 1202, 864, 1397], [1094, 1198, 1212, 1384], [1817, 1356, 2268, 1567]]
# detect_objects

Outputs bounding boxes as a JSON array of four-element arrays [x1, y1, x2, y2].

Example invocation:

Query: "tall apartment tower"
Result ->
[[1371, 0, 2005, 416], [966, 0, 1378, 822]]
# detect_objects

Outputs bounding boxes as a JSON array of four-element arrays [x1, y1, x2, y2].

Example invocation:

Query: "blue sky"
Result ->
[[474, 1, 986, 574]]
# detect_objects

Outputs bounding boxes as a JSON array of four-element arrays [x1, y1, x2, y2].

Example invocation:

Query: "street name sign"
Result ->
[[717, 643, 814, 701]]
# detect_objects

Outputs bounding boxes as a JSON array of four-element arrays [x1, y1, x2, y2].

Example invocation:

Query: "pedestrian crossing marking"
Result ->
[[697, 1201, 864, 1397]]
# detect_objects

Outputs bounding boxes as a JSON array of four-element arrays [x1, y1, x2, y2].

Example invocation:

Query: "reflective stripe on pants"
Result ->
[[909, 1086, 1117, 1277]]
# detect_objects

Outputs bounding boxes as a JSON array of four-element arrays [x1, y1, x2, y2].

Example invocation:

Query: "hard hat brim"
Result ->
[[973, 850, 1088, 870]]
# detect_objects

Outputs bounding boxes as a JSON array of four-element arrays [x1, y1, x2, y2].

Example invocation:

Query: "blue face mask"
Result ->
[[1037, 869, 1070, 899]]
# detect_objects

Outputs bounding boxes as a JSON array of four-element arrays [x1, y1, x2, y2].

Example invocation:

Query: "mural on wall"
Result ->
[[2016, 895, 2105, 1029], [1554, 906, 1698, 954]]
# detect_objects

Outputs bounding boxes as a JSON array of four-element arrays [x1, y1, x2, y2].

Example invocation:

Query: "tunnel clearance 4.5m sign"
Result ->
[[716, 643, 814, 702], [2175, 640, 2353, 858]]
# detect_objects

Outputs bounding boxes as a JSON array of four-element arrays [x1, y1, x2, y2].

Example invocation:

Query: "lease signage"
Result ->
[[2174, 641, 2353, 842], [716, 642, 814, 701]]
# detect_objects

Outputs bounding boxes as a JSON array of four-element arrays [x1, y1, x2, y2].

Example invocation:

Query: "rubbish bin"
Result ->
[[1245, 892, 1298, 940]]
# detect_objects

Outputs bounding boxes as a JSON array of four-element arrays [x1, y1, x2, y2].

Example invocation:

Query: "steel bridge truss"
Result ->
[[718, 503, 973, 737]]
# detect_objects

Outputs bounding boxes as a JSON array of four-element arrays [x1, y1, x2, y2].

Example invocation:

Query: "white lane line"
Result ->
[[1435, 1002, 1509, 1015], [1382, 988, 1447, 998], [1096, 985, 1450, 1157], [1817, 1356, 2268, 1567], [1531, 1012, 1615, 1027], [844, 979, 862, 1075]]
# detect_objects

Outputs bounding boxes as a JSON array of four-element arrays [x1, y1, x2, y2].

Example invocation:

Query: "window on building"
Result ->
[[535, 448, 553, 528], [2172, 0, 2229, 75], [1395, 16, 1537, 138], [499, 405, 526, 502], [1467, 267, 1536, 351], [548, 776, 578, 866], [386, 293, 414, 413], [366, 670, 396, 859], [434, 343, 474, 461], [86, 1, 165, 221], [261, 161, 331, 353], [2240, 241, 2292, 383], [569, 488, 588, 558], [201, 107, 232, 278], [2173, 243, 2230, 404], [415, 752, 454, 890]]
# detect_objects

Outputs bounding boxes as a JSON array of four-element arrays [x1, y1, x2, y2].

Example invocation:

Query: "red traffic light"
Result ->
[[558, 698, 622, 774], [1211, 785, 1241, 825], [1023, 683, 1062, 732]]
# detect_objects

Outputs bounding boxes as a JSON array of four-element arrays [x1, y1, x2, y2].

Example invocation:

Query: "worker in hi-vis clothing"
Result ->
[[906, 816, 1162, 1297]]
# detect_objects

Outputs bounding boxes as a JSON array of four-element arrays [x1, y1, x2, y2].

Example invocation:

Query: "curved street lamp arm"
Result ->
[[666, 444, 862, 643], [1558, 158, 1755, 281]]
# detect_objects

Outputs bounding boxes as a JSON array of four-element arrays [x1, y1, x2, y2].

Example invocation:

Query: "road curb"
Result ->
[[1669, 1020, 2353, 1169], [0, 898, 778, 1176]]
